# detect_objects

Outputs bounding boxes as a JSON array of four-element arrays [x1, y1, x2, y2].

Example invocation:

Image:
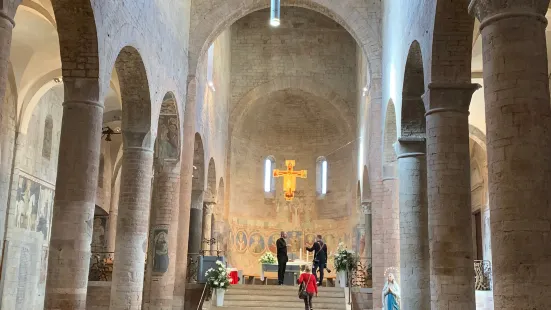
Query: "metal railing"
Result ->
[[89, 251, 114, 281], [474, 260, 492, 291]]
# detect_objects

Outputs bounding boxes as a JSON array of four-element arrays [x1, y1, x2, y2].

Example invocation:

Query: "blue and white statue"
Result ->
[[382, 273, 400, 310]]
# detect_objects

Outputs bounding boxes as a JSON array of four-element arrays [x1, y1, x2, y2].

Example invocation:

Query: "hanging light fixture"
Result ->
[[270, 0, 280, 27]]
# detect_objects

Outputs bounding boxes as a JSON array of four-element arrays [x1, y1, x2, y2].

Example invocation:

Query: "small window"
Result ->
[[264, 156, 276, 196], [42, 115, 53, 160], [316, 157, 328, 196], [207, 44, 215, 91]]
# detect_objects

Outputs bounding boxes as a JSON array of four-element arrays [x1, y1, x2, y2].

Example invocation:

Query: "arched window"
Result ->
[[207, 43, 215, 91], [42, 115, 53, 160], [316, 156, 328, 196], [264, 156, 276, 196]]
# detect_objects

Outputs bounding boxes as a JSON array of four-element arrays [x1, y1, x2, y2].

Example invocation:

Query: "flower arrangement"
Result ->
[[259, 252, 277, 264], [205, 260, 230, 290], [333, 242, 358, 272]]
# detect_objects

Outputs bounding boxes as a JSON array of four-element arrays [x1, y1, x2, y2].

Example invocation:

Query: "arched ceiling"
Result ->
[[233, 89, 347, 144]]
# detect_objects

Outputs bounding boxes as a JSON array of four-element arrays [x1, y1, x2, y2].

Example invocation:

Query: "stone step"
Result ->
[[225, 294, 344, 303], [220, 300, 346, 309], [228, 284, 344, 292], [226, 290, 345, 298]]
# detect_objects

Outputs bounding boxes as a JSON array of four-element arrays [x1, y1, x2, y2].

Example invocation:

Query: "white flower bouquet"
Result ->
[[259, 252, 277, 264], [204, 260, 230, 290], [333, 242, 358, 272]]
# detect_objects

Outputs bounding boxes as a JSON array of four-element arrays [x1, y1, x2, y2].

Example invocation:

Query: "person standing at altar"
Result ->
[[306, 235, 328, 286], [276, 231, 289, 285]]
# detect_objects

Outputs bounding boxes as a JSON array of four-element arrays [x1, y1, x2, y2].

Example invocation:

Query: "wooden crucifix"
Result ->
[[273, 160, 307, 201]]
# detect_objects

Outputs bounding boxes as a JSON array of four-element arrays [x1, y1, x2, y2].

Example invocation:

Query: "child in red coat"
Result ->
[[298, 266, 318, 310]]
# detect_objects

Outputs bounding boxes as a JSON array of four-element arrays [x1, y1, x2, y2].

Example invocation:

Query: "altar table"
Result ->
[[260, 260, 312, 285]]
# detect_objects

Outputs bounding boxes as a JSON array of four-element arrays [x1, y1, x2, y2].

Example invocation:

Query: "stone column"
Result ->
[[109, 141, 154, 310], [469, 1, 551, 308], [360, 200, 372, 264], [422, 82, 479, 310], [0, 8, 16, 264], [188, 190, 205, 255], [382, 175, 400, 281], [395, 138, 429, 310], [143, 162, 181, 310], [45, 79, 103, 310], [172, 77, 196, 310], [106, 169, 121, 255], [202, 201, 215, 254]]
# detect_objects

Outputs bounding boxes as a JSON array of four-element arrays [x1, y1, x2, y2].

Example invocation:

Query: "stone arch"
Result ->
[[431, 0, 474, 83], [383, 100, 398, 177], [114, 46, 153, 148], [401, 40, 425, 138], [51, 0, 100, 95], [18, 69, 62, 134], [362, 165, 371, 202], [230, 77, 354, 137], [469, 124, 486, 152], [189, 0, 380, 87], [205, 158, 217, 201], [192, 133, 205, 191], [154, 92, 181, 162]]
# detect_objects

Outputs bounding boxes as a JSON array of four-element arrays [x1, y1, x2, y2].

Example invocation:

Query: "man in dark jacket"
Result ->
[[276, 231, 289, 285], [306, 234, 328, 285]]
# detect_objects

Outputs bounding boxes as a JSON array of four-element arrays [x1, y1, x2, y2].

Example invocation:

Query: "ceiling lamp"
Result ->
[[270, 0, 280, 27]]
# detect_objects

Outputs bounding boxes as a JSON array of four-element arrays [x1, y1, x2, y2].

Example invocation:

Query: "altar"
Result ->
[[260, 260, 312, 285]]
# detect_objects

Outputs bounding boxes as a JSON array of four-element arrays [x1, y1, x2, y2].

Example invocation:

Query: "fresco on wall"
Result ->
[[153, 228, 169, 273], [156, 115, 179, 160], [248, 233, 266, 255], [304, 233, 316, 248], [15, 175, 54, 240], [286, 231, 303, 254], [235, 231, 248, 252], [91, 216, 107, 251], [39, 246, 48, 284], [267, 232, 280, 253]]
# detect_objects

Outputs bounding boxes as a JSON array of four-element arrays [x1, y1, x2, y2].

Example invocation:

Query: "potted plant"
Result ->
[[259, 252, 277, 264], [333, 243, 357, 288], [205, 260, 230, 306]]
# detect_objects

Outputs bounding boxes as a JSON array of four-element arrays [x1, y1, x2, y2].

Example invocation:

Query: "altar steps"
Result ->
[[212, 284, 346, 309]]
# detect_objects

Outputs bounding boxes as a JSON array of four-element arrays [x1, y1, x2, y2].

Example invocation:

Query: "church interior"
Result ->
[[0, 0, 550, 309]]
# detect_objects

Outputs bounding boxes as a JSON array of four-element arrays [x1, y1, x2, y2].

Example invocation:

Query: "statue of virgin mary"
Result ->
[[382, 273, 400, 310]]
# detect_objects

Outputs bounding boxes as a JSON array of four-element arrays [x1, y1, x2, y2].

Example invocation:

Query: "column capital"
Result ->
[[395, 137, 426, 159], [422, 83, 480, 116], [203, 201, 216, 214], [469, 0, 549, 28], [361, 201, 372, 215], [123, 131, 155, 151]]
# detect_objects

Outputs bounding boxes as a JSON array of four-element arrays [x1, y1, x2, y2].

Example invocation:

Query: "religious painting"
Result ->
[[91, 216, 107, 251], [39, 246, 48, 284], [286, 231, 303, 254], [248, 233, 266, 255], [267, 232, 280, 253], [324, 234, 337, 256], [156, 115, 179, 160], [304, 233, 316, 248], [235, 231, 248, 253], [15, 175, 54, 240], [355, 227, 366, 256], [153, 228, 169, 273]]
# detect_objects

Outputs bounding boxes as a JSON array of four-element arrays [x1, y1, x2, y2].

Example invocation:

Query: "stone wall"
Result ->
[[0, 85, 63, 309], [226, 7, 358, 275]]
